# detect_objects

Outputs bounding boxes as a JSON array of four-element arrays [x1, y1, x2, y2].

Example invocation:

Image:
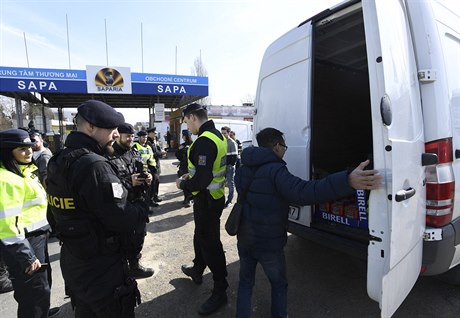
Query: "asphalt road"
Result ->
[[1, 152, 459, 318]]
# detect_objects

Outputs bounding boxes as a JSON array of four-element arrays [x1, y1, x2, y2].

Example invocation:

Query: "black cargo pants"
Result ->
[[2, 234, 51, 318], [192, 191, 228, 291]]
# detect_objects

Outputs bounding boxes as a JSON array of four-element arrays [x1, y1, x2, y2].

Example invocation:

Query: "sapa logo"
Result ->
[[95, 68, 123, 91]]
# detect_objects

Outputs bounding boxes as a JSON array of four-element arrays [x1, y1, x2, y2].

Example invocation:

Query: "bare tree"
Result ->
[[241, 94, 255, 106], [0, 96, 15, 130], [23, 102, 55, 120], [191, 56, 211, 105], [134, 122, 146, 132], [191, 56, 208, 77]]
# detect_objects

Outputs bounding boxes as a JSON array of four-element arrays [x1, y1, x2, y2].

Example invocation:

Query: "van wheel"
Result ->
[[437, 264, 460, 285]]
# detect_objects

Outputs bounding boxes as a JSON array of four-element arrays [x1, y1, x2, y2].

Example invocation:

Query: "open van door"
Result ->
[[254, 20, 313, 226], [362, 0, 426, 316]]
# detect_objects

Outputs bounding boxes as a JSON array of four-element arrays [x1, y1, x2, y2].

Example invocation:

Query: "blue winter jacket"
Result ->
[[234, 146, 354, 250]]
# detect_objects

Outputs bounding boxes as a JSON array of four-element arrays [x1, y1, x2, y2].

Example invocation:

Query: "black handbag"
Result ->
[[225, 179, 252, 236]]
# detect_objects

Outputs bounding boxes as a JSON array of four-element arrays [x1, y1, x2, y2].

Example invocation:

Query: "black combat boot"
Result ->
[[0, 278, 13, 294], [183, 198, 192, 207], [129, 260, 154, 279], [198, 289, 228, 316], [181, 264, 203, 284], [48, 307, 61, 317], [0, 261, 13, 294]]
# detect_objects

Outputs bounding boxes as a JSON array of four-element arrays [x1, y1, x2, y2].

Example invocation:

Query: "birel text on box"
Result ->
[[315, 190, 368, 229]]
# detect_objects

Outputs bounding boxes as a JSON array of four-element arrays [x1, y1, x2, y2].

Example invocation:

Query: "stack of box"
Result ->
[[314, 190, 368, 229]]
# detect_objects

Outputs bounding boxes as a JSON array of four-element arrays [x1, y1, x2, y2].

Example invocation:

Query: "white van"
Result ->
[[181, 118, 253, 143], [253, 0, 460, 317]]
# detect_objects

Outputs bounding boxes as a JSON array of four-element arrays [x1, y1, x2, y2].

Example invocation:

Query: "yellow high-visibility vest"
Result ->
[[0, 163, 48, 244], [188, 131, 227, 199], [133, 142, 156, 167]]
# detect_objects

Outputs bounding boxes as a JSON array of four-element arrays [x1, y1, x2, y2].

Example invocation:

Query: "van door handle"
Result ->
[[455, 149, 460, 159], [395, 188, 416, 202], [422, 153, 438, 166]]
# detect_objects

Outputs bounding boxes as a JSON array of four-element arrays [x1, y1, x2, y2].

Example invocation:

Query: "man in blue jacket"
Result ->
[[234, 127, 382, 318]]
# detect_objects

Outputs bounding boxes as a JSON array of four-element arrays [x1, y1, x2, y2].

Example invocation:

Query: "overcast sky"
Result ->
[[0, 0, 345, 122], [1, 0, 458, 124]]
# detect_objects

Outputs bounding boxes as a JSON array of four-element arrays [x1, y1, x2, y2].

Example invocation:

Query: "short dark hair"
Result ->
[[74, 113, 87, 129], [221, 126, 231, 133], [256, 128, 285, 148], [183, 103, 208, 121], [186, 108, 207, 121]]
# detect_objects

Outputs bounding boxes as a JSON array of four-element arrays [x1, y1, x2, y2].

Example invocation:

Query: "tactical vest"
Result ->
[[108, 151, 136, 190], [46, 148, 110, 259], [107, 148, 145, 202], [188, 131, 227, 199], [0, 163, 48, 244]]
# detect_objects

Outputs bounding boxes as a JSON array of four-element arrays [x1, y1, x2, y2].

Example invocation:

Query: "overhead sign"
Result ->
[[154, 103, 165, 122], [0, 66, 208, 97], [86, 65, 132, 94], [0, 66, 86, 93], [131, 72, 208, 96]]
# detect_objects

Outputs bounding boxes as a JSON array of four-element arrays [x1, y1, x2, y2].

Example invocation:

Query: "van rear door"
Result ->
[[254, 21, 313, 226], [362, 1, 426, 316]]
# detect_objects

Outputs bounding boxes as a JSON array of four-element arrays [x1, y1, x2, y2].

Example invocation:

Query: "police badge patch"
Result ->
[[198, 155, 207, 166], [111, 182, 124, 199]]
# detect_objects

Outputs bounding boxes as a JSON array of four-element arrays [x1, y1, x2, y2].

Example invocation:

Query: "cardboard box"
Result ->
[[314, 190, 368, 229]]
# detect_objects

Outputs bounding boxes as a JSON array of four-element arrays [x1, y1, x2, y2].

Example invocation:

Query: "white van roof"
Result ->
[[181, 118, 253, 142]]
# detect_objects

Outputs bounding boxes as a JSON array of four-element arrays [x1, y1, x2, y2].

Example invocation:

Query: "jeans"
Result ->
[[236, 245, 288, 318], [226, 165, 235, 203]]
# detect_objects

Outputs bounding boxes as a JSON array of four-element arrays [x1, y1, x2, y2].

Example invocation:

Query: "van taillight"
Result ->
[[425, 138, 454, 227], [425, 138, 453, 163]]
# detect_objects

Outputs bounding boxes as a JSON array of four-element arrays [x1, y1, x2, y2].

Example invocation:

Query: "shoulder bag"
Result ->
[[225, 178, 252, 236]]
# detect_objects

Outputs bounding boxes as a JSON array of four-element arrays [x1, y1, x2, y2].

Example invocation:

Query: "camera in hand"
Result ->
[[135, 161, 148, 178], [37, 263, 49, 272]]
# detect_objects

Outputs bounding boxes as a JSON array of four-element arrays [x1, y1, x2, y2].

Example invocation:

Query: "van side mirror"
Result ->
[[422, 153, 438, 166]]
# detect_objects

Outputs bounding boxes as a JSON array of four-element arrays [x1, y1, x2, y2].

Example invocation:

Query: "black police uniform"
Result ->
[[179, 120, 228, 304], [108, 140, 153, 278], [175, 135, 193, 204], [46, 100, 148, 318], [110, 141, 146, 204], [146, 128, 162, 203]]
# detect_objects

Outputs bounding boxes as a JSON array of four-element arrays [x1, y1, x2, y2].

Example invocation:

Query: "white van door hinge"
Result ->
[[423, 228, 442, 241], [418, 69, 436, 83]]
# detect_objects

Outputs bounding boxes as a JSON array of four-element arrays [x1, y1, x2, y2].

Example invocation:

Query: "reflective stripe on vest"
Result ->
[[0, 163, 48, 243], [0, 196, 47, 218], [24, 219, 49, 233], [2, 233, 26, 245], [133, 143, 156, 167], [227, 139, 238, 156], [188, 167, 226, 178], [188, 131, 227, 199]]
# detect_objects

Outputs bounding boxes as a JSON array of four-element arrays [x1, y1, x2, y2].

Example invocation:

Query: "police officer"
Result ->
[[0, 128, 51, 317], [175, 103, 228, 316], [175, 129, 194, 206], [133, 131, 159, 208], [46, 100, 149, 318], [108, 123, 154, 279], [146, 127, 162, 203]]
